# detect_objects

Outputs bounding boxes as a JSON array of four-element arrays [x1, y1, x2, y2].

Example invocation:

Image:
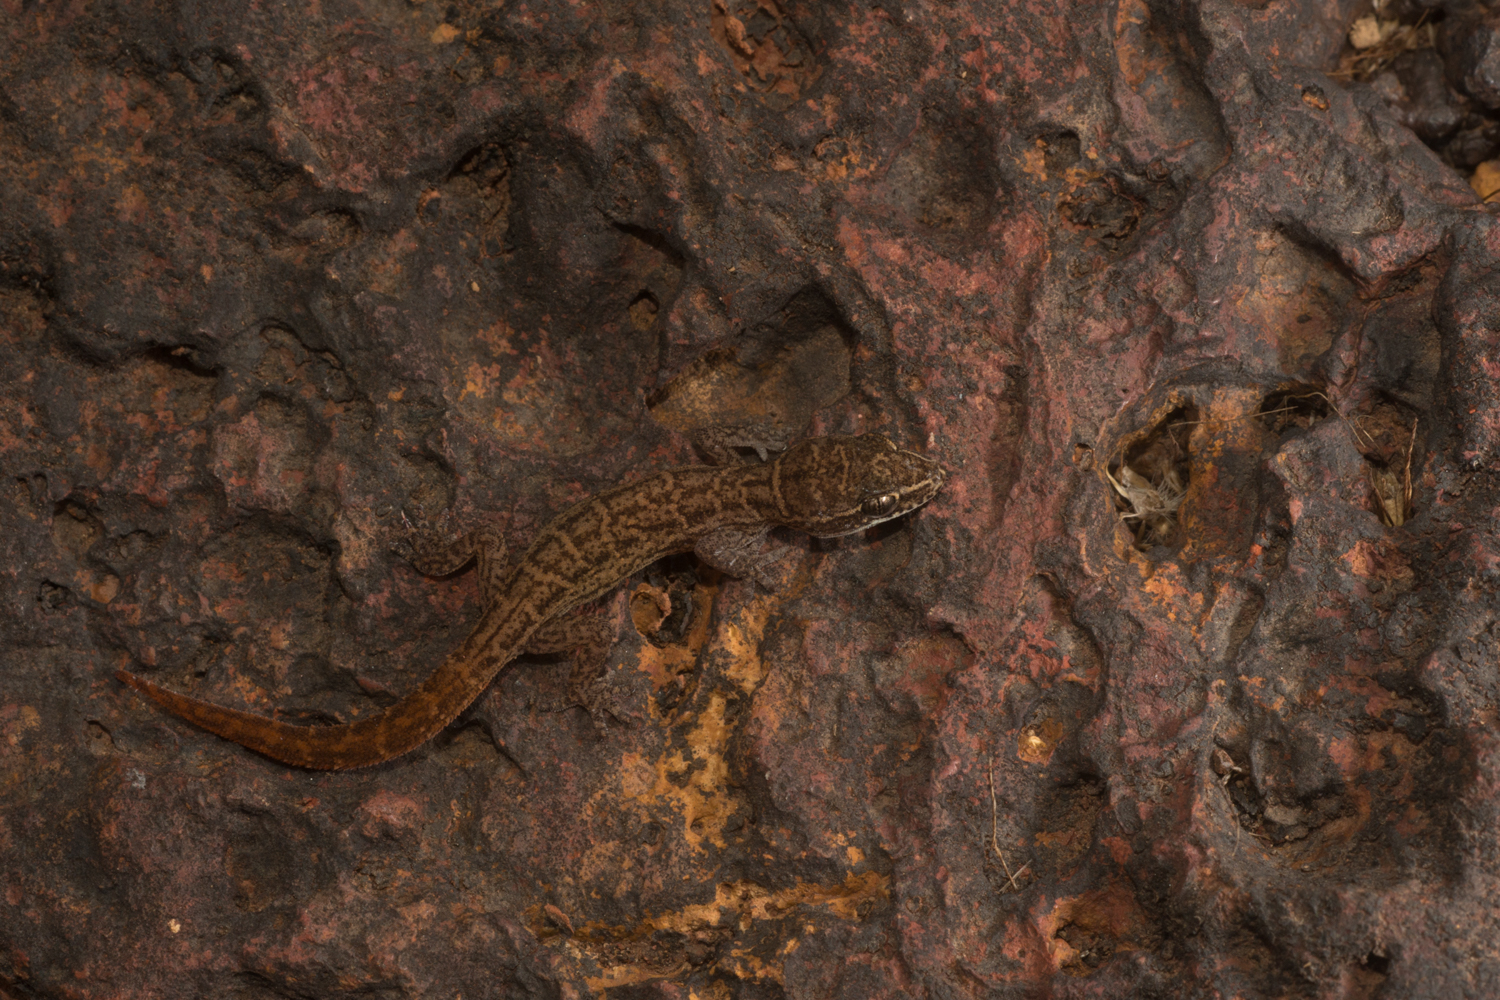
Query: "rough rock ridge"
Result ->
[[2, 0, 1499, 997]]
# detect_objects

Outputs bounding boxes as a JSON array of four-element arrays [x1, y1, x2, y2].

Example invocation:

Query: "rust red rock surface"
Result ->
[[2, 0, 1499, 997]]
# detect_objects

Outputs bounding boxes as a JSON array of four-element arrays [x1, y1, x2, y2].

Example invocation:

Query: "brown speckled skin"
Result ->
[[117, 436, 944, 768], [4, 0, 1500, 997]]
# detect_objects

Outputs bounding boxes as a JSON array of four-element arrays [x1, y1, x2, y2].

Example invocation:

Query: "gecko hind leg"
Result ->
[[523, 614, 630, 732], [406, 522, 509, 603], [453, 695, 530, 778]]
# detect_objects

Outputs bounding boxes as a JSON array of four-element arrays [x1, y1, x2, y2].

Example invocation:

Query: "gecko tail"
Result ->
[[114, 669, 424, 770]]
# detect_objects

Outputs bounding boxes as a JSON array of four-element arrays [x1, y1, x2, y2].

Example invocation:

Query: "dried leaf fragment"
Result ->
[[1349, 16, 1396, 50], [1472, 160, 1500, 202], [1368, 463, 1407, 526]]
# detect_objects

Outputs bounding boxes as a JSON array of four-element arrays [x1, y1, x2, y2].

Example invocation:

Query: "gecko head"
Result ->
[[771, 434, 946, 537]]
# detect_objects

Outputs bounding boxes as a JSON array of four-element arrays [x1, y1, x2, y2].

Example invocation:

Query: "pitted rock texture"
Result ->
[[2, 0, 1499, 998]]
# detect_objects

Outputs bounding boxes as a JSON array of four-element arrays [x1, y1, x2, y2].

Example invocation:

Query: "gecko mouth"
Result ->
[[911, 455, 946, 500]]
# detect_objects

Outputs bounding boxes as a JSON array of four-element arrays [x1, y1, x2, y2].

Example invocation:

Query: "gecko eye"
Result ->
[[860, 493, 900, 517]]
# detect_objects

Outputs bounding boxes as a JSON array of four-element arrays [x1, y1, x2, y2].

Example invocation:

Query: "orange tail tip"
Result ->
[[117, 669, 176, 706], [112, 666, 438, 770]]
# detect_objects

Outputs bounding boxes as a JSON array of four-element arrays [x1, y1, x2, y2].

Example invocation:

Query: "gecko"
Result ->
[[116, 432, 946, 770]]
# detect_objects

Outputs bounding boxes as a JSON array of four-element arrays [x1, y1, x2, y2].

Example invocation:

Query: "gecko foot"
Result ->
[[693, 421, 794, 466], [695, 528, 789, 590], [569, 666, 642, 734]]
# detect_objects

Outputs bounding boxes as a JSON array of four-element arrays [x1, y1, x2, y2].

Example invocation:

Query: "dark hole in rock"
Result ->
[[1366, 455, 1415, 527], [37, 581, 70, 609], [1036, 129, 1082, 172], [1257, 383, 1332, 435], [1325, 2, 1500, 191], [447, 141, 512, 255], [1107, 405, 1196, 551], [628, 290, 659, 331], [1057, 175, 1142, 244], [1054, 921, 1113, 971], [1351, 395, 1421, 527]]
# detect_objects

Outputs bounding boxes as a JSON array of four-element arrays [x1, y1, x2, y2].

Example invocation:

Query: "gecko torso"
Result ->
[[117, 433, 945, 769]]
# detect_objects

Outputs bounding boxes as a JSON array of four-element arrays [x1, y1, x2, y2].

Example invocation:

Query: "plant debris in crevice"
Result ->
[[1330, 0, 1500, 199], [1057, 173, 1144, 246], [1366, 451, 1415, 526], [1255, 384, 1333, 435], [1352, 402, 1420, 528], [1106, 405, 1196, 551], [1257, 386, 1419, 527], [1332, 8, 1438, 83], [1211, 745, 1343, 849]]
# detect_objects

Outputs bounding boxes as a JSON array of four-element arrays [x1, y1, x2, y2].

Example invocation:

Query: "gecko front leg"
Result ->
[[695, 527, 789, 590]]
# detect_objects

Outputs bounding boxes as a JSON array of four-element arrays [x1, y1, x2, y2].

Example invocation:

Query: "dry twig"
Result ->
[[988, 756, 1030, 893], [1403, 417, 1418, 514], [1329, 13, 1436, 81]]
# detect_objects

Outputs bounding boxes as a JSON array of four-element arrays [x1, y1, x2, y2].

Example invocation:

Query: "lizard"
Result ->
[[115, 432, 946, 770]]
